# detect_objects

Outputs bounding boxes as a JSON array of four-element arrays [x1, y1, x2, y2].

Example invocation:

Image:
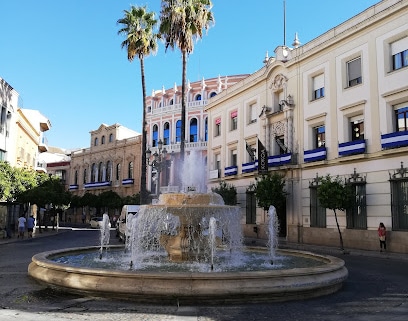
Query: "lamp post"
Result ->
[[146, 139, 168, 196]]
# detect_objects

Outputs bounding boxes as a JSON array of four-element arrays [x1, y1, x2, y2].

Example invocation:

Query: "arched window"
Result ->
[[83, 168, 87, 184], [190, 118, 198, 142], [163, 122, 170, 145], [94, 137, 98, 146], [128, 161, 134, 179], [195, 94, 202, 101], [101, 135, 105, 144], [176, 120, 182, 143], [98, 162, 103, 182], [116, 163, 121, 181], [91, 163, 96, 183], [106, 161, 112, 181], [210, 92, 217, 98], [109, 133, 113, 142], [204, 117, 208, 142], [169, 99, 174, 105], [152, 124, 158, 147], [74, 170, 78, 185]]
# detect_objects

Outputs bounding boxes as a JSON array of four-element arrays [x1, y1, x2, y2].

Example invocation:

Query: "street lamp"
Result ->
[[146, 139, 170, 196]]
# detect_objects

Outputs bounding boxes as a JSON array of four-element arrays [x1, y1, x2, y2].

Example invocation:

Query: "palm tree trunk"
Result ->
[[180, 50, 187, 162], [140, 57, 148, 204], [333, 209, 345, 251]]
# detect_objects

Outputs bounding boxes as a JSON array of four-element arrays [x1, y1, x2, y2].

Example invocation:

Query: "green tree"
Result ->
[[159, 0, 214, 161], [122, 193, 141, 205], [98, 191, 122, 212], [211, 181, 237, 205], [254, 172, 286, 211], [317, 174, 353, 252], [118, 5, 159, 205]]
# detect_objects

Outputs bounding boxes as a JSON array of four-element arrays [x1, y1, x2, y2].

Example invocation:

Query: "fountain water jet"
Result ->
[[28, 151, 348, 303]]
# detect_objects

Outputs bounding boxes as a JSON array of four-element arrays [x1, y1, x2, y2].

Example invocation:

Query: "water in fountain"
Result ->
[[99, 213, 110, 259], [267, 206, 280, 263], [179, 151, 207, 193]]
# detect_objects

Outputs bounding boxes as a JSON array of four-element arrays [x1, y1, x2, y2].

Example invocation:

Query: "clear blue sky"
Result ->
[[1, 0, 380, 150]]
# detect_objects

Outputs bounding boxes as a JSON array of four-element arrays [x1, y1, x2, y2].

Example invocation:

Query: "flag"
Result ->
[[258, 139, 268, 174], [245, 142, 255, 162]]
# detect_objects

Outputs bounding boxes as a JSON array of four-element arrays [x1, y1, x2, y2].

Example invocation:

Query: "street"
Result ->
[[0, 228, 407, 321]]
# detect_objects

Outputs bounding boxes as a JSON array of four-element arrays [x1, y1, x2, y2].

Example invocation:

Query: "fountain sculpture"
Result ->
[[28, 152, 348, 303]]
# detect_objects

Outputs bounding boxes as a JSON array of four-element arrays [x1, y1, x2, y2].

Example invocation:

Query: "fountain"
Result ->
[[28, 151, 348, 304]]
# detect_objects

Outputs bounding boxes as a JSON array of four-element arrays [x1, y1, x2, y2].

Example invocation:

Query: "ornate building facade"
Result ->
[[206, 0, 408, 253]]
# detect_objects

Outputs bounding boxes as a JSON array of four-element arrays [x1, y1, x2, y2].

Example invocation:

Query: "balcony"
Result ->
[[69, 184, 79, 190], [338, 139, 366, 156], [304, 147, 327, 163], [84, 181, 111, 189], [381, 131, 408, 149], [38, 135, 48, 152], [35, 161, 47, 173], [268, 153, 293, 167], [224, 165, 238, 176]]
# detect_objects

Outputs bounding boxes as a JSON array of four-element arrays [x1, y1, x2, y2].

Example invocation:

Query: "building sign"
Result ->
[[258, 139, 268, 174]]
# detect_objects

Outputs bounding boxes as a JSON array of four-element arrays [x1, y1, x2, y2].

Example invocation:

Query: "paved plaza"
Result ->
[[0, 227, 407, 321]]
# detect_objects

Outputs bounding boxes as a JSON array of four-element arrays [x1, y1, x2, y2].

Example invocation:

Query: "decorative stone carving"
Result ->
[[270, 74, 288, 90]]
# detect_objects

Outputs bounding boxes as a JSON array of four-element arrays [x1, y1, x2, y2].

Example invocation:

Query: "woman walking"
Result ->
[[378, 222, 387, 252]]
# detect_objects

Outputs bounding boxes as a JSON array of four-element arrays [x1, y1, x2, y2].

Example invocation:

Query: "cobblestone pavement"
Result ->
[[1, 227, 407, 321]]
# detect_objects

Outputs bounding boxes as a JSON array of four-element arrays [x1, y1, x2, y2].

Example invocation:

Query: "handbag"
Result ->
[[379, 236, 386, 241]]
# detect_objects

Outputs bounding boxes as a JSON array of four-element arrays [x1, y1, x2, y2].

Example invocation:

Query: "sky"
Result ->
[[0, 0, 380, 150]]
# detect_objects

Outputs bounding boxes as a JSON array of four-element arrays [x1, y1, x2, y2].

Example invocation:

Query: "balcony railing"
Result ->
[[224, 165, 238, 176], [122, 178, 134, 185], [84, 181, 111, 189], [338, 139, 366, 156], [381, 131, 408, 149], [268, 153, 293, 167], [304, 147, 327, 163], [242, 161, 258, 173]]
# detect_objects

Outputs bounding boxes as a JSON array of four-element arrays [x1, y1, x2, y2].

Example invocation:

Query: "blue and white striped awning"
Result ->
[[339, 139, 366, 156], [381, 131, 408, 149], [304, 147, 326, 162], [224, 165, 238, 176]]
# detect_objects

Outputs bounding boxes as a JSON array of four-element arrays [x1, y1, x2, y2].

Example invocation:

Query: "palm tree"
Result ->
[[159, 0, 214, 161], [117, 6, 158, 205]]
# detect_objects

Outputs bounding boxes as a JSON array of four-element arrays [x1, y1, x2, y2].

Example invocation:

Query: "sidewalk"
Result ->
[[0, 226, 64, 245]]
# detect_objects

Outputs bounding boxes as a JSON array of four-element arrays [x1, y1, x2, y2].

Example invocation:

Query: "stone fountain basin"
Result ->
[[28, 246, 348, 304]]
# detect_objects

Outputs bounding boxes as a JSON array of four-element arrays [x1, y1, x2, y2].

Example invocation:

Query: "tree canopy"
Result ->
[[254, 172, 287, 210]]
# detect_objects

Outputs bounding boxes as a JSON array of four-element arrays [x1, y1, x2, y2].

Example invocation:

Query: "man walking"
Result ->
[[17, 215, 26, 238], [27, 215, 35, 238]]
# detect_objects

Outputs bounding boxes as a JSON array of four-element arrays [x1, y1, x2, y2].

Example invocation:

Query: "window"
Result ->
[[313, 74, 325, 100], [0, 149, 5, 161], [176, 120, 181, 143], [106, 161, 112, 181], [163, 122, 170, 145], [169, 99, 174, 105], [249, 103, 257, 124], [74, 170, 78, 185], [347, 57, 362, 87], [215, 118, 221, 137], [351, 117, 364, 141], [91, 163, 96, 182], [215, 153, 221, 171], [276, 136, 287, 154], [195, 94, 202, 101], [109, 134, 113, 142], [230, 111, 238, 131], [128, 161, 133, 179], [246, 191, 256, 224], [391, 37, 408, 71], [396, 106, 408, 132], [116, 163, 121, 181], [346, 183, 367, 229], [230, 149, 237, 166], [210, 92, 217, 98], [314, 126, 325, 148], [204, 117, 208, 141], [309, 185, 326, 228], [98, 162, 103, 182], [152, 124, 158, 147], [189, 118, 198, 142], [101, 135, 105, 144], [94, 137, 98, 146], [390, 178, 408, 230], [83, 168, 87, 184]]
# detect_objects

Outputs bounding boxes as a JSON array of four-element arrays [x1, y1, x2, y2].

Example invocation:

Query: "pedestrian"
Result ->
[[27, 215, 35, 238], [378, 222, 387, 252], [17, 215, 26, 239]]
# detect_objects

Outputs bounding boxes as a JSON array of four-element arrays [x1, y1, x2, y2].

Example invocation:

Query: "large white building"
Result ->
[[205, 0, 408, 253]]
